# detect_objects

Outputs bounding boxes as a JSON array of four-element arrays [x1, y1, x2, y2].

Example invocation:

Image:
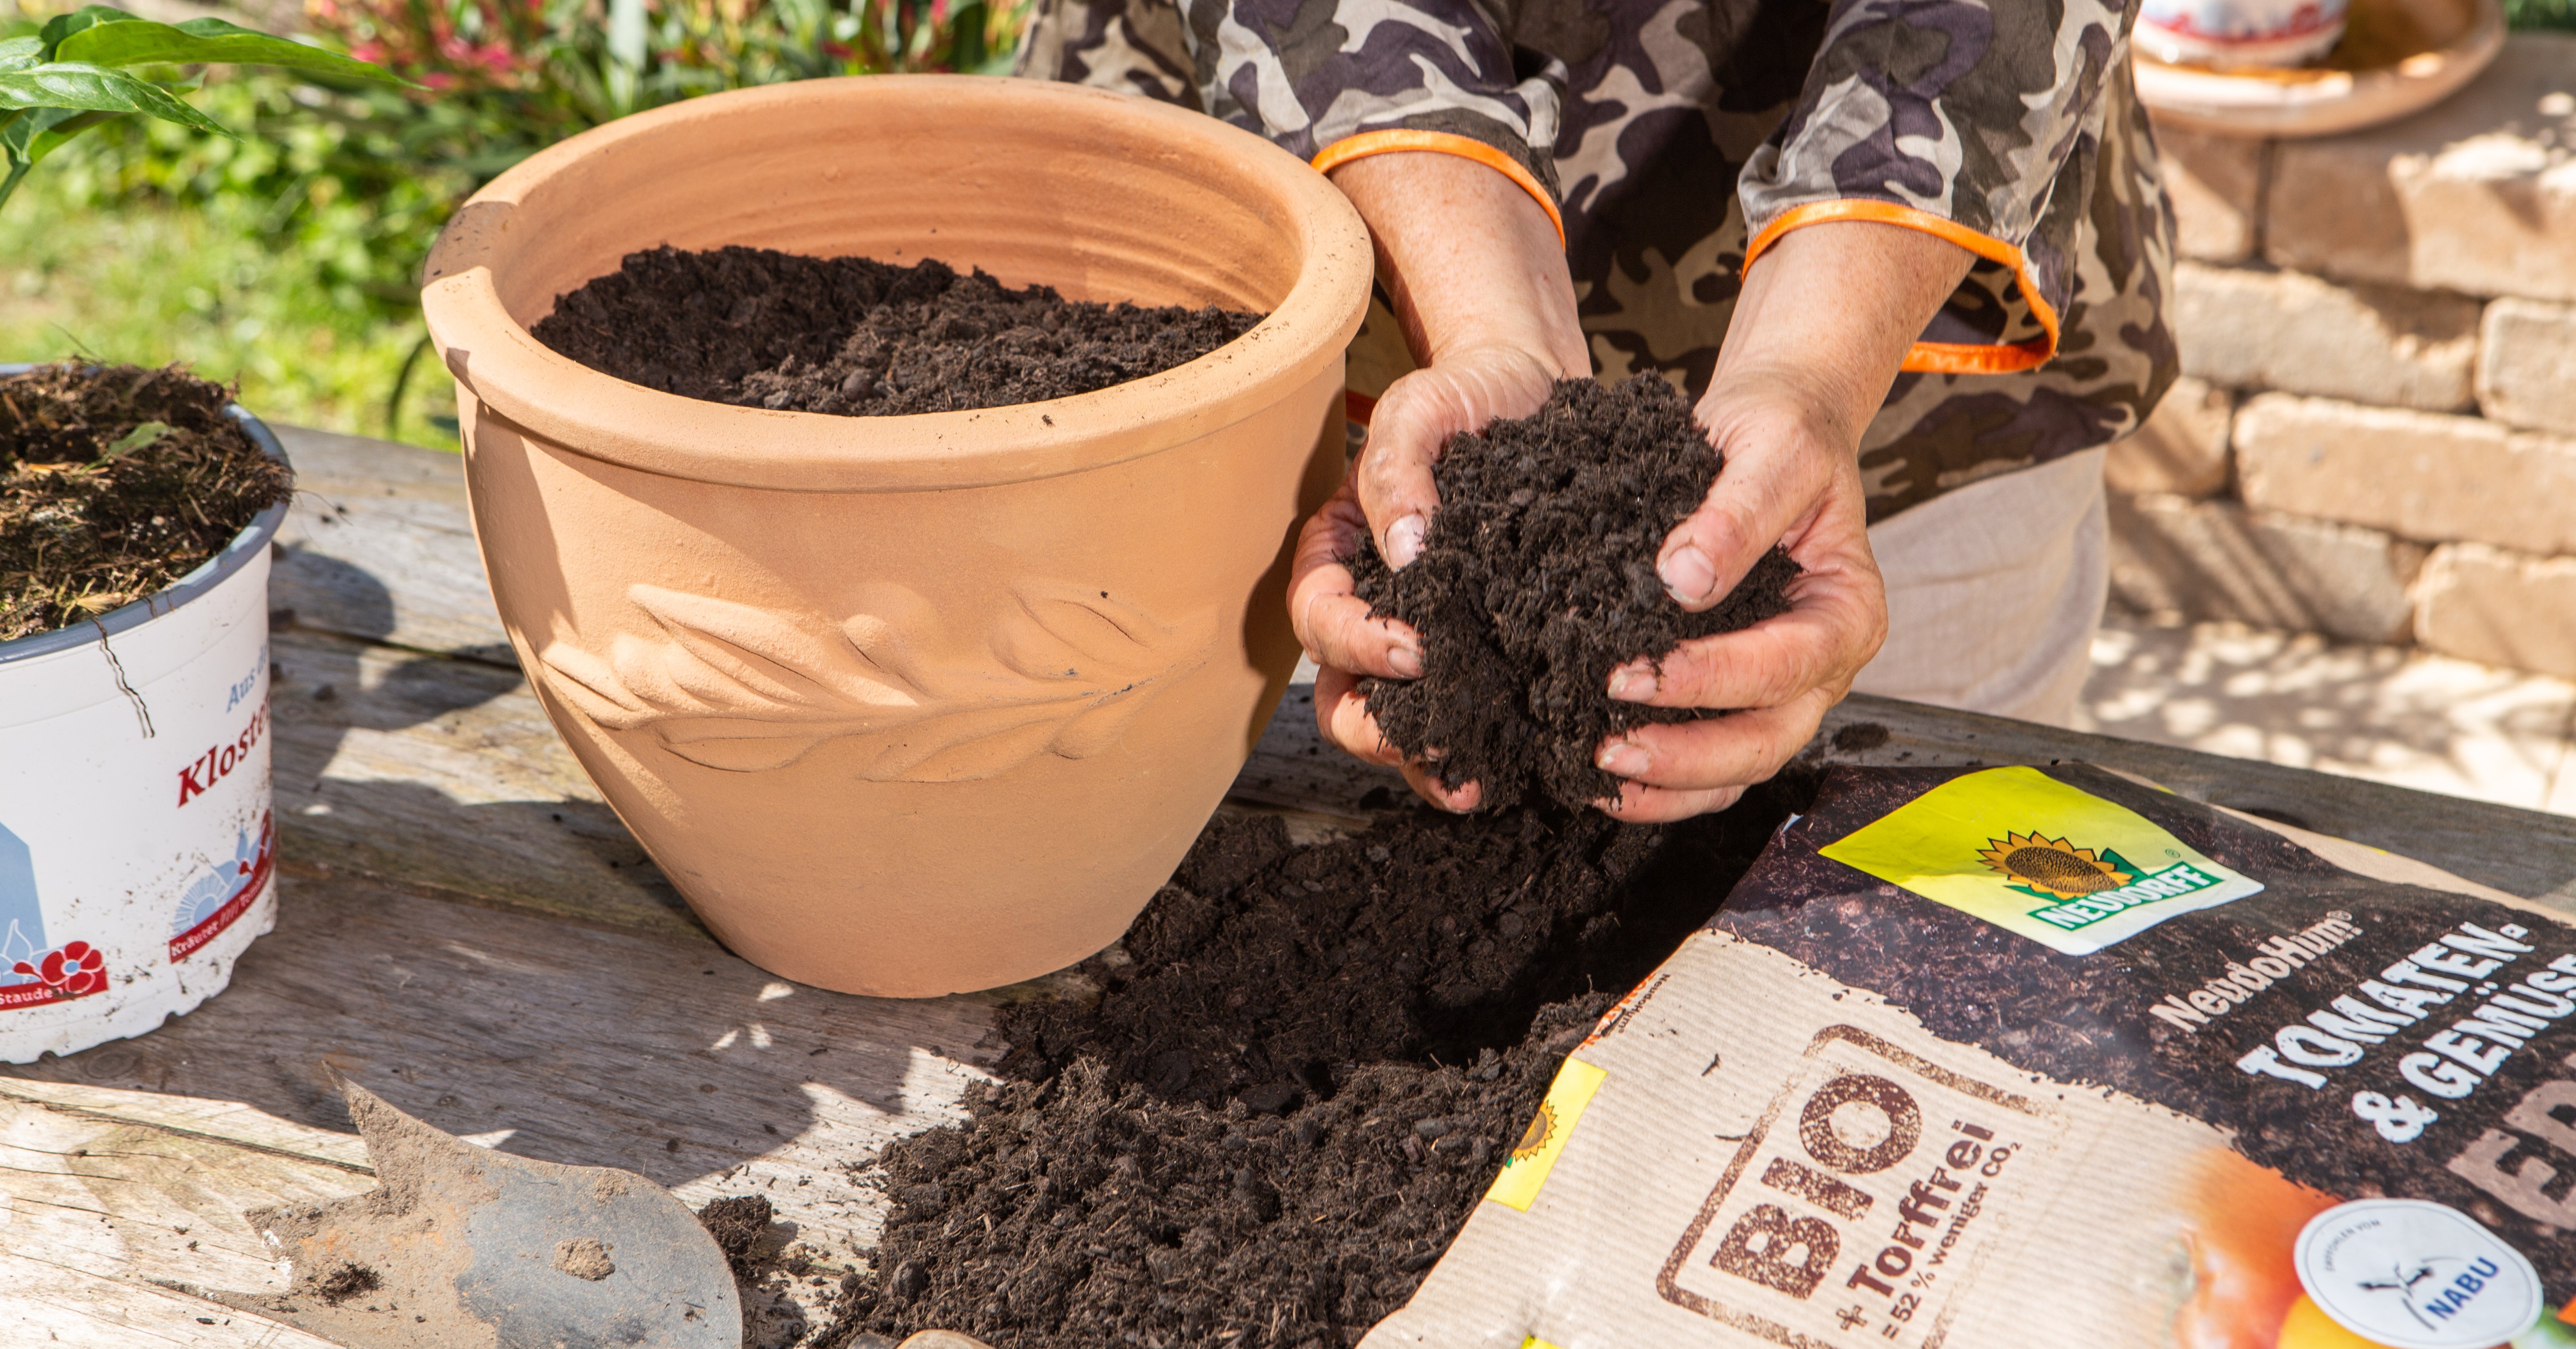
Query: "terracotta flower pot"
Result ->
[[420, 75, 1370, 997]]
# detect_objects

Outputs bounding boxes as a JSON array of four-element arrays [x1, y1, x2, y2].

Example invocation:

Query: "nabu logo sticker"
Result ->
[[1820, 766, 2265, 955]]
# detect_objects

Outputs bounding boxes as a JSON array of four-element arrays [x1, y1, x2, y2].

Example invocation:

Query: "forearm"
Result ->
[[1326, 152, 1588, 378], [1712, 221, 1976, 450]]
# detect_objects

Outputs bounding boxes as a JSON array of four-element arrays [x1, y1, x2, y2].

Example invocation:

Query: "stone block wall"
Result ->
[[2112, 33, 2576, 679]]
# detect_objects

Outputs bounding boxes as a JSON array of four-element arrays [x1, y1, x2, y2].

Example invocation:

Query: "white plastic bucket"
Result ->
[[0, 387, 290, 1063]]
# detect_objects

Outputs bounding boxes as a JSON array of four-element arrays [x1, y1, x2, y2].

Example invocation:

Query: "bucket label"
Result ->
[[176, 703, 268, 808], [170, 812, 275, 964], [1818, 766, 2264, 955], [0, 819, 107, 1009]]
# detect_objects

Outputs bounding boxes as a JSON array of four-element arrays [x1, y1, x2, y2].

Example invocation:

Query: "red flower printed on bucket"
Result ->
[[13, 941, 107, 997]]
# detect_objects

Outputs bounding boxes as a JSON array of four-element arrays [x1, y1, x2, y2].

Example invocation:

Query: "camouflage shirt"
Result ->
[[1021, 0, 2178, 521]]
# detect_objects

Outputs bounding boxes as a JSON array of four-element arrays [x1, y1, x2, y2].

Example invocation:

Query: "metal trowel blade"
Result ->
[[194, 1081, 740, 1349]]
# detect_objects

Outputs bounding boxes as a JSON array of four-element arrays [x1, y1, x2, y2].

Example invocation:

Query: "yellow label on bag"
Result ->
[[1485, 1056, 1607, 1212], [1818, 765, 2263, 955]]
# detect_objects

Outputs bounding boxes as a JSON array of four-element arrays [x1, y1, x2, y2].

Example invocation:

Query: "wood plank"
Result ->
[[0, 1092, 363, 1344], [2, 867, 998, 1338], [269, 625, 704, 938], [0, 1253, 337, 1349], [0, 1079, 370, 1173], [1228, 683, 1406, 823], [269, 425, 511, 664]]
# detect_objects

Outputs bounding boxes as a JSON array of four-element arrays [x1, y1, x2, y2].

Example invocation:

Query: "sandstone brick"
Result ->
[[2106, 376, 2232, 496], [2266, 34, 2576, 300], [2476, 296, 2576, 435], [2175, 264, 2477, 411], [2109, 493, 2422, 644], [2415, 544, 2576, 679], [2151, 123, 2265, 264], [2233, 393, 2576, 556]]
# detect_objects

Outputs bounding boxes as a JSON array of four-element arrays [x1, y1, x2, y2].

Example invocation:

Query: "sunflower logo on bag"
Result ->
[[1977, 832, 2137, 901], [1819, 766, 2268, 956], [1511, 1100, 1560, 1165]]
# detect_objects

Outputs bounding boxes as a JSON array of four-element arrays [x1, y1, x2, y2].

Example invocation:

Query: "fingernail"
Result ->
[[1387, 515, 1426, 569], [1597, 742, 1649, 777], [1660, 544, 1717, 604], [1607, 663, 1653, 701], [1388, 645, 1424, 679]]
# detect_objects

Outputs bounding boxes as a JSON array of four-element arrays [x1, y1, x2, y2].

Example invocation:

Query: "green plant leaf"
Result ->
[[36, 6, 142, 58], [91, 419, 171, 465], [57, 18, 411, 86], [0, 38, 45, 73], [0, 63, 230, 138], [950, 1, 987, 71], [18, 108, 119, 165]]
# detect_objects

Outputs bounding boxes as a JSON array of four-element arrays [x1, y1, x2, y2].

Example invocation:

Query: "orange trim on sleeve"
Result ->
[[1742, 199, 2062, 375], [1312, 129, 1566, 248]]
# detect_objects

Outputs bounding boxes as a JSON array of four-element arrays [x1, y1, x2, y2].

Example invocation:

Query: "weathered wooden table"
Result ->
[[7, 430, 2574, 1347]]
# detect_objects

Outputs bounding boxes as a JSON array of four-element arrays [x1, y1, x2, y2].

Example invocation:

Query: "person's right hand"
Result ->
[[1284, 149, 1589, 812], [1288, 345, 1563, 812]]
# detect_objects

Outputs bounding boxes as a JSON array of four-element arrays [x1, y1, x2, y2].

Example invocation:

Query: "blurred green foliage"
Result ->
[[0, 142, 439, 443], [3, 0, 1030, 441], [2506, 0, 2576, 30]]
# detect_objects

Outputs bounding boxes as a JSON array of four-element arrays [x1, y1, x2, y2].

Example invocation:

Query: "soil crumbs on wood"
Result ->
[[700, 1194, 779, 1280], [1351, 375, 1800, 812], [314, 1263, 381, 1307], [825, 782, 1810, 1349], [532, 246, 1263, 416], [0, 363, 292, 642]]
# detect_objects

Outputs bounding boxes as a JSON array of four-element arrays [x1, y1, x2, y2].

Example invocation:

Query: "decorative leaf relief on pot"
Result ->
[[537, 581, 1217, 781]]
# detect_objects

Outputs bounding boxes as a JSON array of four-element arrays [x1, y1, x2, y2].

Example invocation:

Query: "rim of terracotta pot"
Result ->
[[420, 75, 1373, 493]]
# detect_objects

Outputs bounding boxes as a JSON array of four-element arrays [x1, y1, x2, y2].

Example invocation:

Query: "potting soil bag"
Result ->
[[1366, 763, 2576, 1349]]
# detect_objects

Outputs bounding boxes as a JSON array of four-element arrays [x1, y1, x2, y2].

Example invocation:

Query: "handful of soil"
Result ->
[[0, 363, 293, 643], [825, 781, 1810, 1349], [531, 246, 1263, 416], [1350, 375, 1800, 812]]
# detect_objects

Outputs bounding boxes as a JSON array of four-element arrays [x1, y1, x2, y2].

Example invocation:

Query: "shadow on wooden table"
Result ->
[[2, 431, 1002, 1345]]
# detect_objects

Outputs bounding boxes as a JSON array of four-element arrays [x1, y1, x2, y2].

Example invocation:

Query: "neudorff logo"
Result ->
[[1974, 830, 2232, 933], [2293, 1199, 2542, 1349], [1820, 767, 2265, 955]]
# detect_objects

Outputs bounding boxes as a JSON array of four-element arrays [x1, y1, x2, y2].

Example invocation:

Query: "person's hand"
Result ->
[[1287, 150, 1587, 812], [1588, 220, 1973, 822], [1289, 347, 1562, 811]]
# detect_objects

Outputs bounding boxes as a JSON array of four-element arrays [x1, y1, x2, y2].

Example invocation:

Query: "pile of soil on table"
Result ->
[[1350, 375, 1801, 812], [531, 247, 1263, 416], [0, 362, 293, 642], [699, 1194, 779, 1279], [825, 779, 1813, 1349]]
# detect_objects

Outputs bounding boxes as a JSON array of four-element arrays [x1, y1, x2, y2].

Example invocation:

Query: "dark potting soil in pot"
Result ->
[[824, 781, 1813, 1349], [0, 363, 293, 643], [1350, 375, 1802, 813], [531, 247, 1264, 415]]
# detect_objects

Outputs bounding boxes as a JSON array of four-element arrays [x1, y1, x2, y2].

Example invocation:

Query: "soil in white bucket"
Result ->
[[0, 363, 294, 1063]]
